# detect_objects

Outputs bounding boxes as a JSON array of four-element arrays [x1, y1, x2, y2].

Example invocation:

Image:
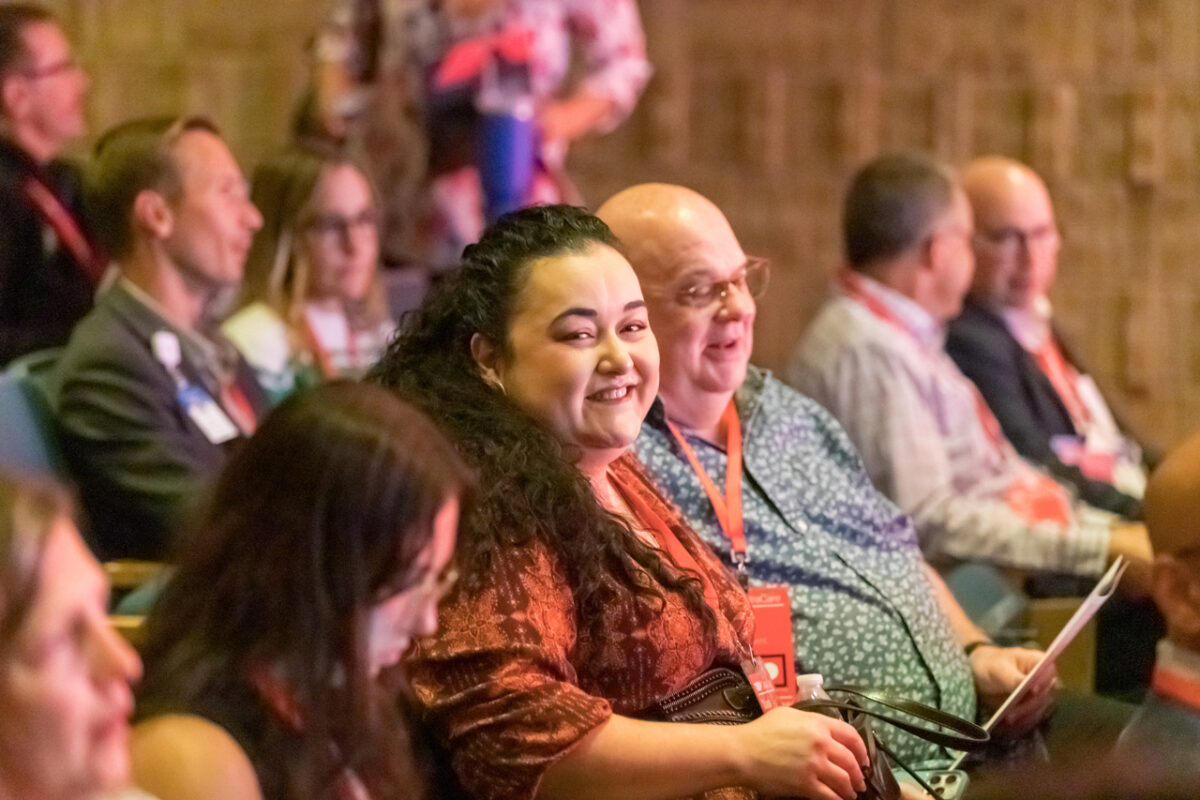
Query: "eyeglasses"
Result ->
[[19, 55, 81, 81], [669, 257, 770, 308], [973, 225, 1060, 257], [305, 209, 377, 239]]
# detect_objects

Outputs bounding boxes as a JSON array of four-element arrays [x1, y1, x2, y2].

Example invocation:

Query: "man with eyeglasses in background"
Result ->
[[789, 153, 1153, 606], [946, 156, 1150, 522], [0, 4, 103, 365], [598, 183, 1061, 766]]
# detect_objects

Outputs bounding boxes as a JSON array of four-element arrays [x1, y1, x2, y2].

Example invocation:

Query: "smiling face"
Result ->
[[0, 517, 141, 800], [637, 205, 755, 408], [163, 129, 263, 290], [480, 242, 660, 472], [300, 163, 380, 305], [367, 497, 459, 676]]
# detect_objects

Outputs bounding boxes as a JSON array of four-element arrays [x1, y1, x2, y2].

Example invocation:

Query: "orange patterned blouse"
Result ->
[[407, 453, 758, 800]]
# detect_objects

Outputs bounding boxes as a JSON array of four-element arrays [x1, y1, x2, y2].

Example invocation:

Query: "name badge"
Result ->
[[747, 584, 797, 705], [179, 384, 238, 445]]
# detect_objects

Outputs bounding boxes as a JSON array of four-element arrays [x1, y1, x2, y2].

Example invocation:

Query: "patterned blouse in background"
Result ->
[[318, 0, 652, 269], [406, 453, 757, 800]]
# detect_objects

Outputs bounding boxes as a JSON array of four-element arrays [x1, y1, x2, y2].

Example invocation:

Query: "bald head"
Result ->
[[596, 183, 739, 285], [596, 184, 756, 426], [1145, 432, 1200, 556], [962, 156, 1060, 311]]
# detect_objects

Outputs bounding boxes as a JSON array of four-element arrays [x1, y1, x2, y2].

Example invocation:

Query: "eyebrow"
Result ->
[[550, 300, 645, 324]]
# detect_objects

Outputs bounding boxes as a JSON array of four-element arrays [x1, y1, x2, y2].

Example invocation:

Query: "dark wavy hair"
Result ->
[[369, 204, 713, 633], [136, 382, 473, 799]]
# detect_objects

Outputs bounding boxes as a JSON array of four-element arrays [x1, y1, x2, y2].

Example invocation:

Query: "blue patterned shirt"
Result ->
[[635, 366, 976, 763]]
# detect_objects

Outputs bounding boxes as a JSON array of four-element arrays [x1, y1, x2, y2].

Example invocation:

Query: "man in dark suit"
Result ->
[[946, 156, 1146, 521], [54, 116, 266, 560], [0, 4, 104, 365]]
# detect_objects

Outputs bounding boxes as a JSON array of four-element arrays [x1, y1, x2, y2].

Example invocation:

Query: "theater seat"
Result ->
[[0, 349, 64, 477]]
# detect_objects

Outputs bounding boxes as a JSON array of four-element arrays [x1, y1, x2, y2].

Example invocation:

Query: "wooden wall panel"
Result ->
[[35, 0, 1200, 450]]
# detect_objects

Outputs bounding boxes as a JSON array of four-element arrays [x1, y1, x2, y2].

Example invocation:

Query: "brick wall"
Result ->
[[47, 0, 1200, 450]]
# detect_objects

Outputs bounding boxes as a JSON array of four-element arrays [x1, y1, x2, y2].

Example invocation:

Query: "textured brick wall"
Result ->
[[572, 0, 1200, 453], [44, 0, 1200, 450]]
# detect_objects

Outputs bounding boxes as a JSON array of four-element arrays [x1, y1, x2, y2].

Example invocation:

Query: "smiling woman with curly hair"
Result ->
[[371, 204, 869, 800]]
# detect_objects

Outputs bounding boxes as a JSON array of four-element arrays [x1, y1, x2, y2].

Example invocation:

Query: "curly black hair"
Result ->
[[369, 204, 714, 633]]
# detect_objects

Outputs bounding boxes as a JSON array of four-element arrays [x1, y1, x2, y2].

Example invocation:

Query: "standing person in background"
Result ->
[[0, 473, 144, 800], [130, 382, 472, 800], [947, 156, 1150, 521], [311, 0, 651, 272], [0, 3, 103, 365], [54, 116, 267, 562], [223, 145, 394, 404]]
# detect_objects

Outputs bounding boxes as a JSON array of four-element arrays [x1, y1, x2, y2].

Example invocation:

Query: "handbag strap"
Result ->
[[794, 685, 989, 751]]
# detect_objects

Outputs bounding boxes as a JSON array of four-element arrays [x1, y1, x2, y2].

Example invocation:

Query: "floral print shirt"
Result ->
[[635, 366, 976, 763]]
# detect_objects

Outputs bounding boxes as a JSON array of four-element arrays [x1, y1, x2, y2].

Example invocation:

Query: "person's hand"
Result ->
[[899, 782, 936, 799], [1109, 522, 1154, 600], [733, 707, 868, 800], [537, 93, 616, 146], [970, 644, 1056, 736]]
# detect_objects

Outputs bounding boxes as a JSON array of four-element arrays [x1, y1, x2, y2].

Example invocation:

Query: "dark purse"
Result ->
[[646, 669, 990, 800], [795, 685, 990, 800]]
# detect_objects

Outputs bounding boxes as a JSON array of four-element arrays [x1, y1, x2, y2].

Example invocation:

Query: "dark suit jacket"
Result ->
[[945, 299, 1142, 520], [0, 139, 99, 365], [54, 281, 268, 560]]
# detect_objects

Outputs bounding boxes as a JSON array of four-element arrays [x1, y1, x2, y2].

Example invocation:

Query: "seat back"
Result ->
[[0, 349, 65, 477]]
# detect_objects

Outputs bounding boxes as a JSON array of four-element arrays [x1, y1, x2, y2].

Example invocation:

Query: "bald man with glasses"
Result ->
[[945, 157, 1150, 522]]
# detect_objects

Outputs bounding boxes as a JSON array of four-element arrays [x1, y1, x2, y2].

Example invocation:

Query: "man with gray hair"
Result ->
[[788, 152, 1150, 582]]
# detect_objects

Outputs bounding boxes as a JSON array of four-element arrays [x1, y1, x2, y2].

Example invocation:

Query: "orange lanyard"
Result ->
[[665, 400, 747, 572], [1151, 662, 1200, 714]]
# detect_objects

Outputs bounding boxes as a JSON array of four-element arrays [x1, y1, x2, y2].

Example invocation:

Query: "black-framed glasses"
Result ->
[[304, 209, 378, 239], [973, 225, 1060, 257], [671, 257, 771, 308]]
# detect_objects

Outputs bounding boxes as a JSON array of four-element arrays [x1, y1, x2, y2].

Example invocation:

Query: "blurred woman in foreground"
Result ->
[[130, 382, 472, 799], [0, 474, 143, 800]]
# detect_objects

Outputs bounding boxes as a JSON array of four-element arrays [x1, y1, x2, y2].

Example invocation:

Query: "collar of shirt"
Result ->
[[1158, 639, 1200, 681], [1000, 295, 1054, 351], [845, 273, 945, 352], [117, 276, 234, 383]]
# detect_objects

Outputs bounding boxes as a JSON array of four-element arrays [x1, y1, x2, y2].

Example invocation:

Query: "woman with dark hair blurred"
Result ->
[[129, 382, 472, 800], [371, 204, 869, 800], [0, 474, 144, 800], [223, 146, 394, 403]]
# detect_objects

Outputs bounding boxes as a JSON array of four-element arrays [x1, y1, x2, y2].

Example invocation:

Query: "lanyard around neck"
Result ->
[[665, 400, 746, 569]]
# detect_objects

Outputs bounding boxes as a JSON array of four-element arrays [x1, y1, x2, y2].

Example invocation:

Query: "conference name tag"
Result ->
[[178, 384, 239, 445], [747, 584, 797, 706]]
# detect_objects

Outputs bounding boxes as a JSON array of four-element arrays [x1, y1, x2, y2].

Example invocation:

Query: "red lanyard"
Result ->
[[837, 270, 1006, 450], [1033, 341, 1091, 428], [22, 176, 106, 285], [665, 400, 747, 570], [1152, 662, 1200, 714]]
